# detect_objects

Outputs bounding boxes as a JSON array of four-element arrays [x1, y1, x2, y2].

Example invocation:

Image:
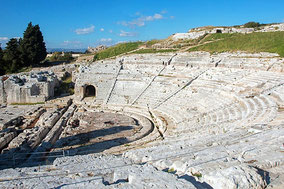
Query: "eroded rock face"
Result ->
[[203, 165, 267, 189], [0, 71, 59, 104]]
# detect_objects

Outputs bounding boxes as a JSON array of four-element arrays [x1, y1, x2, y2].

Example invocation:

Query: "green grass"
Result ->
[[93, 42, 143, 60], [55, 75, 74, 96], [133, 48, 177, 54], [16, 66, 33, 73], [11, 102, 45, 105], [145, 39, 161, 47], [167, 168, 175, 173], [4, 66, 33, 75], [189, 31, 284, 57], [202, 33, 238, 43], [191, 172, 202, 178]]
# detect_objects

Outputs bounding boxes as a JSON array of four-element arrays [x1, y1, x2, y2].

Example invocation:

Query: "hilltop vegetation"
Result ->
[[89, 22, 284, 61], [189, 31, 284, 57], [46, 52, 74, 62], [92, 30, 284, 61], [201, 33, 238, 43], [133, 48, 177, 54], [93, 42, 143, 61]]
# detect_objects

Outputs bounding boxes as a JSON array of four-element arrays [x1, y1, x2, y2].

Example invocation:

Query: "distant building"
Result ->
[[86, 45, 107, 54]]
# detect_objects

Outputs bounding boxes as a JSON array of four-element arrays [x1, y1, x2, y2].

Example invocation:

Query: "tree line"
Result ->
[[0, 22, 47, 75]]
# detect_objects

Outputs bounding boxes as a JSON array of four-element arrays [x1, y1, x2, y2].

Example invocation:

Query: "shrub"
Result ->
[[244, 22, 261, 28], [54, 74, 74, 96], [48, 52, 74, 62]]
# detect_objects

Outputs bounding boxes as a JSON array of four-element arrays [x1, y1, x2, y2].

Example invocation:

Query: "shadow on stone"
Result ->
[[254, 166, 271, 186], [0, 126, 133, 170], [53, 125, 133, 149], [179, 174, 213, 189], [54, 177, 102, 189]]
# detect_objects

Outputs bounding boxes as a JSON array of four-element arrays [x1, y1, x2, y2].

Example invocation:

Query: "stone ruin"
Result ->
[[0, 51, 284, 188], [171, 23, 284, 41], [0, 71, 59, 104], [86, 45, 108, 54]]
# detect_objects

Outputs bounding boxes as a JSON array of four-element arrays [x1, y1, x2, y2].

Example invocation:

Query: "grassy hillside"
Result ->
[[133, 48, 177, 54], [145, 39, 161, 47], [201, 33, 238, 43], [93, 41, 143, 60], [189, 31, 284, 57]]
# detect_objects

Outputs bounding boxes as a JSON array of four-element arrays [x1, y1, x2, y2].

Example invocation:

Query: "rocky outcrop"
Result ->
[[203, 165, 267, 189], [0, 128, 17, 151]]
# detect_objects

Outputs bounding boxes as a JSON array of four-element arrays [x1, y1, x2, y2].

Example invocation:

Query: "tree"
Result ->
[[0, 45, 5, 75], [3, 38, 22, 73], [20, 22, 47, 66]]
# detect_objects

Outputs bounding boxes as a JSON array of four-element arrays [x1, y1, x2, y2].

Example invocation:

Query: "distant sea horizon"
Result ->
[[0, 46, 87, 53], [47, 48, 87, 53]]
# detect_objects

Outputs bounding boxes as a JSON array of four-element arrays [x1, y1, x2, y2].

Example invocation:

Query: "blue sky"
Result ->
[[0, 0, 284, 49]]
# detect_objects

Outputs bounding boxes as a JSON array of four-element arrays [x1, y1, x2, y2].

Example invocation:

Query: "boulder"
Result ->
[[203, 165, 267, 189]]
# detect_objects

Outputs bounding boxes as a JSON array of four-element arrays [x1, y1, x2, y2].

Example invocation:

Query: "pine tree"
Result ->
[[0, 45, 5, 75], [3, 38, 22, 73], [20, 22, 47, 66]]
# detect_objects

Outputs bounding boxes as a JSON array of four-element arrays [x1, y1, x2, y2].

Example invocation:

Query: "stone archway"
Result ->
[[216, 29, 222, 33], [85, 85, 96, 97]]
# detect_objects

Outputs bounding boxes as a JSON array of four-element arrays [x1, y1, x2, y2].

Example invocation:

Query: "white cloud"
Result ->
[[119, 30, 137, 37], [100, 38, 112, 42], [144, 13, 163, 21], [62, 40, 83, 47], [153, 13, 163, 19], [119, 12, 164, 28], [109, 30, 113, 33], [75, 25, 95, 35], [98, 38, 113, 46], [100, 28, 104, 32], [128, 19, 145, 27], [170, 16, 175, 19], [63, 40, 81, 44], [144, 16, 153, 21], [117, 21, 127, 26], [161, 10, 167, 14], [0, 37, 8, 41]]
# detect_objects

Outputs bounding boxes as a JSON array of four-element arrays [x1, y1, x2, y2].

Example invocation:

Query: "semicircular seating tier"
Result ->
[[70, 52, 284, 188]]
